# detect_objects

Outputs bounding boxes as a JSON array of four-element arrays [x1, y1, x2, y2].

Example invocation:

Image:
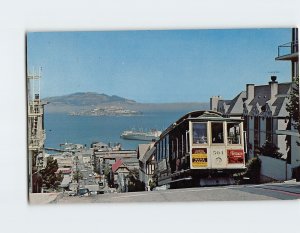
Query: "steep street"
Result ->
[[56, 182, 300, 203]]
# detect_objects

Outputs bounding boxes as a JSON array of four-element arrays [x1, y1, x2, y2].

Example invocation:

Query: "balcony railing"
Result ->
[[277, 41, 299, 57], [28, 105, 44, 117]]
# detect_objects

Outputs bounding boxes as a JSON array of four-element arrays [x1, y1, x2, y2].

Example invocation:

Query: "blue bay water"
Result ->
[[44, 111, 188, 150]]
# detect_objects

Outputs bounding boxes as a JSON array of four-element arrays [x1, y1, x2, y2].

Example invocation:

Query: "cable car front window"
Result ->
[[227, 122, 241, 144], [193, 123, 207, 144], [211, 122, 224, 144]]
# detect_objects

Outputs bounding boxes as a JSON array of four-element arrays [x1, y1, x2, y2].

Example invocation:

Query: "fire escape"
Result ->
[[27, 67, 46, 186]]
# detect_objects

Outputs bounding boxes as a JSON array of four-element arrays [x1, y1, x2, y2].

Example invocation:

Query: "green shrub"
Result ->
[[149, 180, 156, 191], [244, 157, 261, 184], [258, 141, 283, 159]]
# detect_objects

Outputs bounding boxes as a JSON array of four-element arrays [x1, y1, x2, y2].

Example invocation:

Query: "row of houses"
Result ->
[[91, 142, 156, 192], [210, 28, 299, 181], [92, 142, 140, 192], [211, 76, 291, 159]]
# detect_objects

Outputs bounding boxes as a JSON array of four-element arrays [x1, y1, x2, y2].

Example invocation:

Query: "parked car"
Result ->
[[67, 191, 76, 196], [77, 188, 90, 197], [98, 181, 104, 186]]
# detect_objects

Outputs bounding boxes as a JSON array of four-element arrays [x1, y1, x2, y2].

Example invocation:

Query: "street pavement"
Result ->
[[71, 152, 98, 190], [56, 181, 300, 204], [58, 149, 300, 204], [29, 193, 63, 204]]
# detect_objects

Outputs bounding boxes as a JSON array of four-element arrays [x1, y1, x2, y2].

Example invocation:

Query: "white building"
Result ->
[[275, 28, 300, 178], [137, 143, 156, 190], [242, 77, 292, 160], [211, 77, 292, 157], [211, 77, 292, 181]]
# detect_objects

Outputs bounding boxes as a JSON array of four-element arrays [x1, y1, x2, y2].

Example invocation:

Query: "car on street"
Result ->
[[98, 181, 104, 187], [66, 191, 76, 196], [77, 188, 90, 197]]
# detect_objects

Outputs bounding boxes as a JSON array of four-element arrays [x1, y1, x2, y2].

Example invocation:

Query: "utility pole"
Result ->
[[74, 153, 80, 193]]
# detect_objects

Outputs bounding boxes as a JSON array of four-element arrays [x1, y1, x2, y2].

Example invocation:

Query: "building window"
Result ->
[[157, 144, 160, 161], [192, 123, 207, 144], [211, 122, 224, 144], [243, 116, 248, 144], [161, 141, 164, 159], [164, 139, 166, 159], [181, 133, 184, 157], [243, 116, 248, 132], [266, 117, 272, 143], [165, 135, 169, 158], [178, 134, 182, 158], [227, 122, 241, 144], [254, 116, 260, 155], [186, 130, 189, 153], [176, 138, 179, 158]]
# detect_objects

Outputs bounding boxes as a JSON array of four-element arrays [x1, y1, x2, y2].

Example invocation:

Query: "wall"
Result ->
[[259, 155, 292, 181], [259, 118, 266, 146], [276, 119, 289, 158], [291, 134, 300, 168]]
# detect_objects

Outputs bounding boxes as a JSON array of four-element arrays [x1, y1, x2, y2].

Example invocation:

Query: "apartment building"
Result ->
[[27, 68, 46, 193]]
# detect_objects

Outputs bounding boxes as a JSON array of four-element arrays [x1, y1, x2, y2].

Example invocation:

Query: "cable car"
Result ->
[[153, 110, 246, 188]]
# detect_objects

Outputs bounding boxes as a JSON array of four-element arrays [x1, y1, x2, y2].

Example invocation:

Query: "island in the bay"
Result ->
[[69, 106, 142, 116], [43, 92, 209, 115]]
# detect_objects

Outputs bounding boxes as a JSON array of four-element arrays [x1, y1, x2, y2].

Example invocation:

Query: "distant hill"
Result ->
[[43, 92, 210, 113], [44, 92, 136, 106]]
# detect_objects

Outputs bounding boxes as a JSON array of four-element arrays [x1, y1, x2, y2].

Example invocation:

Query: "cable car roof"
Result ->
[[160, 110, 242, 138]]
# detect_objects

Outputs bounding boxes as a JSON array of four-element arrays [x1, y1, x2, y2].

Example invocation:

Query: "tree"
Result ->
[[103, 165, 111, 178], [148, 180, 156, 191], [32, 167, 43, 193], [40, 157, 63, 190], [103, 165, 114, 187], [126, 168, 144, 192], [258, 141, 283, 159], [286, 76, 299, 133], [244, 157, 261, 184], [73, 170, 83, 183]]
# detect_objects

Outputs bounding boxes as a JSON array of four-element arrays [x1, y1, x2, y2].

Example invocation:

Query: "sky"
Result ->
[[27, 28, 292, 103]]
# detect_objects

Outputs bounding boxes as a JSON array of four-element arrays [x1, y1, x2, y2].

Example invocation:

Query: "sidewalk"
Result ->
[[283, 179, 299, 184], [29, 192, 63, 204], [262, 179, 300, 194]]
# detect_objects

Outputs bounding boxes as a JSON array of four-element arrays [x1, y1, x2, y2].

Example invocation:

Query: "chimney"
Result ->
[[210, 96, 221, 112], [246, 84, 254, 101], [269, 76, 278, 99]]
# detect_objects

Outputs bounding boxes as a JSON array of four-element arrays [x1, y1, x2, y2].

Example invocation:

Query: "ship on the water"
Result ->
[[120, 129, 162, 141]]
